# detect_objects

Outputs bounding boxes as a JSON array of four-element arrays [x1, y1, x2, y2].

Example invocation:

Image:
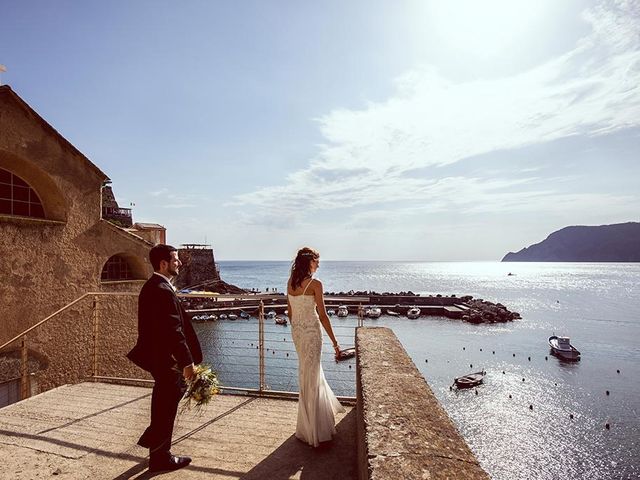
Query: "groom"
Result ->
[[127, 244, 202, 473]]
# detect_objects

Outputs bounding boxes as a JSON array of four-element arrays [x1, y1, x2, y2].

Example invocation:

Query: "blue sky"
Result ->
[[2, 0, 638, 260]]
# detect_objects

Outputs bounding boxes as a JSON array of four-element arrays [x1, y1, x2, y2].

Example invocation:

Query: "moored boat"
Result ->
[[407, 307, 421, 319], [548, 335, 580, 361], [366, 306, 381, 318], [337, 305, 349, 317], [275, 316, 288, 325], [327, 309, 336, 316], [336, 347, 356, 361], [386, 309, 400, 316], [453, 370, 485, 389]]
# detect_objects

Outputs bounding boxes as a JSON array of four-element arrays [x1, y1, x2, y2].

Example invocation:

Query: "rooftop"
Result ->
[[0, 382, 356, 479]]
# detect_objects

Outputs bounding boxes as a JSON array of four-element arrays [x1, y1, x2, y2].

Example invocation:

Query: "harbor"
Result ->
[[182, 292, 521, 324]]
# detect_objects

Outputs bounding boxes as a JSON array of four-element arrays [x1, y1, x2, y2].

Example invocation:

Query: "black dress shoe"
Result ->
[[148, 454, 192, 473]]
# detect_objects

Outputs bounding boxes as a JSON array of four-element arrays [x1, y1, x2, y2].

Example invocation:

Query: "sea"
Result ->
[[193, 261, 640, 480]]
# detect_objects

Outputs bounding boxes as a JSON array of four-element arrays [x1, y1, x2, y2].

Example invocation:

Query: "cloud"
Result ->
[[233, 0, 640, 227]]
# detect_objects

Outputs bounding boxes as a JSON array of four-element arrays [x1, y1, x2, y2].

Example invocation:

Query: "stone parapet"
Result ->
[[356, 327, 489, 480]]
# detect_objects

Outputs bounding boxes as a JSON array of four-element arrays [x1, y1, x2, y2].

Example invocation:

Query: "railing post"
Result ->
[[358, 303, 364, 327], [259, 300, 265, 392], [20, 336, 29, 400], [92, 295, 99, 378]]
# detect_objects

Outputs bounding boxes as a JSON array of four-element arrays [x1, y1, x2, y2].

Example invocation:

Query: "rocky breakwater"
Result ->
[[462, 298, 521, 324]]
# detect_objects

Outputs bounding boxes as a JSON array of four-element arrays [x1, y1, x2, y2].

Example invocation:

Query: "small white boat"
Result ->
[[549, 335, 580, 361], [327, 309, 336, 316], [407, 307, 421, 319], [386, 309, 401, 316], [337, 305, 349, 317], [239, 311, 250, 319], [275, 316, 288, 325], [266, 310, 277, 319], [366, 306, 381, 318], [228, 313, 238, 320], [219, 313, 228, 320]]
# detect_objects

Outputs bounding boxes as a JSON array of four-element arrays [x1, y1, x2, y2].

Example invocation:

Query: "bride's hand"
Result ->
[[333, 343, 341, 358]]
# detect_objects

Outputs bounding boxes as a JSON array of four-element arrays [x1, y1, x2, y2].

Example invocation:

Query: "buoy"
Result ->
[[272, 351, 275, 354], [502, 371, 505, 374], [425, 359, 428, 363], [475, 390, 478, 395], [470, 364, 473, 368], [492, 351, 495, 355], [569, 414, 574, 419], [617, 369, 620, 374], [554, 382, 557, 386], [545, 356, 548, 361], [508, 394, 512, 399], [513, 353, 516, 357], [605, 423, 610, 430], [463, 347, 466, 350], [529, 405, 533, 410], [606, 390, 610, 396], [449, 386, 452, 391], [286, 353, 289, 357], [528, 356, 531, 361], [480, 348, 483, 352], [349, 365, 352, 369]]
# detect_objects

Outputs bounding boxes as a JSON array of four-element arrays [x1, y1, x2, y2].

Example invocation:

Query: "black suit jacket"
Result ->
[[127, 274, 203, 373]]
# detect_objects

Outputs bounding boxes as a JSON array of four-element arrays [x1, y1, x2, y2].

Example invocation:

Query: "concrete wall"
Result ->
[[0, 86, 153, 389], [356, 327, 489, 480]]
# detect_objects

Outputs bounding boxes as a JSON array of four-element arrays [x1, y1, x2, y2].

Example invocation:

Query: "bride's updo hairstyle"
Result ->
[[290, 247, 320, 289]]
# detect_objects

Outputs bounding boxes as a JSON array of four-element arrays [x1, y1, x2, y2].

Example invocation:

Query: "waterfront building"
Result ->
[[0, 85, 153, 403]]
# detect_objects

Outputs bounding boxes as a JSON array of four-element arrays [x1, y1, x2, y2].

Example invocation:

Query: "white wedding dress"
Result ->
[[288, 280, 345, 447]]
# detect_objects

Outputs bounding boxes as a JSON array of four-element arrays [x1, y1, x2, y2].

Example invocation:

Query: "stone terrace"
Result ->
[[0, 382, 356, 479]]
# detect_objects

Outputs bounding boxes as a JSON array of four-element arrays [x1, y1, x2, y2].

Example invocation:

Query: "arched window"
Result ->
[[101, 255, 133, 281], [0, 168, 45, 218]]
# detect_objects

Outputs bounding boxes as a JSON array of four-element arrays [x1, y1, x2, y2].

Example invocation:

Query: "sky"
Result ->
[[1, 0, 639, 261]]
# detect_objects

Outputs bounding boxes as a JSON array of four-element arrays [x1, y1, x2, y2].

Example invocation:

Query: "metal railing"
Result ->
[[0, 291, 360, 405]]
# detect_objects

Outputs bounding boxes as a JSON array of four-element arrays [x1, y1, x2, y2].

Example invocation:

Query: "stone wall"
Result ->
[[176, 246, 219, 289], [0, 86, 154, 391], [356, 327, 489, 480]]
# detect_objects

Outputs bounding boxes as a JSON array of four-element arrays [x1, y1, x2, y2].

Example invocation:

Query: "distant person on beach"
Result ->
[[287, 246, 345, 447], [127, 244, 202, 473]]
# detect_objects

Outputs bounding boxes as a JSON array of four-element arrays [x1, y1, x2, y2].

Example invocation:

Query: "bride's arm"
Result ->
[[313, 280, 340, 355]]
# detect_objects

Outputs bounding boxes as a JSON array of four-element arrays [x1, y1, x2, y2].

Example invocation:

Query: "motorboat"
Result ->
[[407, 307, 421, 319], [239, 311, 250, 319], [366, 306, 382, 318], [327, 309, 336, 316], [549, 335, 581, 361], [275, 316, 288, 325], [337, 305, 349, 317], [336, 347, 356, 361], [453, 370, 485, 389], [219, 313, 228, 320], [266, 310, 277, 319], [386, 309, 401, 316], [228, 313, 238, 320]]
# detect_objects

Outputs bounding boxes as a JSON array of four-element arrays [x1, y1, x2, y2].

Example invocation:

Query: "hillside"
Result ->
[[502, 222, 640, 262]]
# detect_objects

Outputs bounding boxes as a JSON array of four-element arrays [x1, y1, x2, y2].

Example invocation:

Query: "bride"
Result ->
[[287, 247, 345, 447]]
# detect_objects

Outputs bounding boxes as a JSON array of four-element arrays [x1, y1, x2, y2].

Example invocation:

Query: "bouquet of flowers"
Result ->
[[181, 364, 220, 414]]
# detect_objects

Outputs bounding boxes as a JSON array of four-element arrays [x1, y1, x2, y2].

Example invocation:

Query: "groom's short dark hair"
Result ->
[[149, 244, 178, 270]]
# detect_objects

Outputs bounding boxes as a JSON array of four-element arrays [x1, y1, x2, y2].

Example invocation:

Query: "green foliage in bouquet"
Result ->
[[181, 364, 220, 414]]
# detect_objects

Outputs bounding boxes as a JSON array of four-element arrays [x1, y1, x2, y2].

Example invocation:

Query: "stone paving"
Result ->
[[0, 382, 356, 480]]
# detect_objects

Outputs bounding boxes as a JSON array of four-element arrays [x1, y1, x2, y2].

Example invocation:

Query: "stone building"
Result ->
[[0, 85, 154, 402], [175, 243, 220, 290]]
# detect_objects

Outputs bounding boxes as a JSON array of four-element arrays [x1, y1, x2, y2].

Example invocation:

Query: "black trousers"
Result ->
[[139, 366, 186, 458]]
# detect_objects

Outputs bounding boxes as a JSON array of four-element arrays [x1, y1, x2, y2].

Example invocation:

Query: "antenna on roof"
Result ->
[[0, 65, 6, 86]]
